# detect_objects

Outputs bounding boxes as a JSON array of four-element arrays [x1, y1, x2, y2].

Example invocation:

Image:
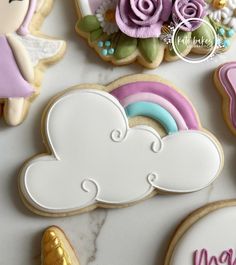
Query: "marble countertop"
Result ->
[[1, 1, 236, 264]]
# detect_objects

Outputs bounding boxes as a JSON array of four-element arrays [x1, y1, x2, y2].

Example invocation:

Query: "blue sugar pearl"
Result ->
[[218, 28, 225, 36], [223, 39, 231, 48], [108, 48, 115, 55], [97, 41, 104, 48], [227, 29, 235, 38], [105, 40, 111, 47], [102, 49, 108, 56]]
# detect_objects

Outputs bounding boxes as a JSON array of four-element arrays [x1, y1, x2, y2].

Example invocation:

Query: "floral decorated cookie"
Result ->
[[0, 0, 66, 126], [75, 0, 235, 68], [19, 74, 223, 217], [164, 200, 236, 265], [208, 0, 236, 30], [41, 226, 80, 265]]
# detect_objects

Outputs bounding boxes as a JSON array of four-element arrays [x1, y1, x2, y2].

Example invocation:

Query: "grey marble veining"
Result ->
[[0, 0, 236, 265]]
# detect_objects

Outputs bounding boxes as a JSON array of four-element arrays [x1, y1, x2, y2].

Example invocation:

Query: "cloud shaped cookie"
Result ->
[[19, 88, 223, 216]]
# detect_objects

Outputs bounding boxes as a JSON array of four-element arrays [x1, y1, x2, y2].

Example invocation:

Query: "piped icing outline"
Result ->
[[125, 101, 179, 134], [75, 0, 235, 68], [19, 75, 224, 216], [0, 0, 66, 126], [215, 62, 236, 136], [110, 80, 200, 132], [120, 92, 188, 131], [164, 200, 236, 265]]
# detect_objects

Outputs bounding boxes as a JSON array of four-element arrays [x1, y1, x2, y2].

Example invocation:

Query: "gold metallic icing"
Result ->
[[212, 0, 228, 9], [42, 228, 72, 265]]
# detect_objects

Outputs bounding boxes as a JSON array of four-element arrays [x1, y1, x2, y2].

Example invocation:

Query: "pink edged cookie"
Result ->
[[214, 62, 236, 136], [19, 75, 223, 217], [41, 226, 80, 265], [0, 0, 66, 126], [75, 0, 235, 68], [164, 200, 236, 265]]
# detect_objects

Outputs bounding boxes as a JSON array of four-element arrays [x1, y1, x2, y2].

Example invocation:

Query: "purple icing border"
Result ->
[[111, 81, 200, 130], [218, 62, 236, 129]]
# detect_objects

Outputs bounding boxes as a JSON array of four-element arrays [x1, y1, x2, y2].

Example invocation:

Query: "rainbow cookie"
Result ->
[[110, 80, 200, 134], [19, 75, 223, 217], [75, 0, 235, 68], [164, 200, 236, 265], [41, 226, 80, 265], [214, 62, 236, 136], [0, 0, 66, 126]]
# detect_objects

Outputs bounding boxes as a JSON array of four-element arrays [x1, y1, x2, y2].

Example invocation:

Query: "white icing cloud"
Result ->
[[19, 89, 223, 214]]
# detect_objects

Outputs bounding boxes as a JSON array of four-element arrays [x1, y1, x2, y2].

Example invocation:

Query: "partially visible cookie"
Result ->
[[0, 0, 66, 126], [41, 226, 80, 265], [75, 0, 235, 68], [19, 74, 224, 217], [164, 200, 236, 265], [214, 62, 236, 136]]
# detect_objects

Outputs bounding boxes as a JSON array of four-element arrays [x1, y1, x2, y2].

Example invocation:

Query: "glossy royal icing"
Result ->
[[125, 101, 179, 134], [0, 36, 33, 98], [111, 81, 200, 131], [120, 92, 188, 131], [42, 226, 80, 265], [164, 201, 236, 265], [19, 83, 223, 216], [76, 0, 235, 68], [215, 62, 236, 135], [0, 0, 65, 125]]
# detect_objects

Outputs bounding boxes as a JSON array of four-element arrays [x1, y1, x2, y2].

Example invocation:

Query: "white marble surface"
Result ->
[[1, 1, 236, 264]]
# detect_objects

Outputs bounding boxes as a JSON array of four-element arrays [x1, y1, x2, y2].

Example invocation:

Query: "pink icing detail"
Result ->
[[120, 93, 188, 130], [111, 81, 200, 130], [194, 249, 236, 265], [194, 249, 218, 265], [218, 62, 236, 130], [0, 36, 34, 98], [17, 0, 37, 36]]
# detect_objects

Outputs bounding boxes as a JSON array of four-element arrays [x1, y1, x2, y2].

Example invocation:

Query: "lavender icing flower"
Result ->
[[115, 0, 173, 38], [172, 0, 207, 32]]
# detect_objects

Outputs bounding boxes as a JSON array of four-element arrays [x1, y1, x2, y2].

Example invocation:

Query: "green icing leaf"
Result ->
[[90, 28, 103, 42], [170, 30, 192, 56], [77, 16, 101, 32], [138, 38, 160, 63], [114, 34, 138, 60], [192, 22, 215, 49]]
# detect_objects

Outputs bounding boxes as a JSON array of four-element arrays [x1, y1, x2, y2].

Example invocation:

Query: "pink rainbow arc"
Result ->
[[111, 81, 200, 131]]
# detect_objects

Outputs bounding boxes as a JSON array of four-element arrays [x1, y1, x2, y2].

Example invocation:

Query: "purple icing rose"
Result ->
[[115, 0, 173, 38], [172, 0, 207, 32]]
